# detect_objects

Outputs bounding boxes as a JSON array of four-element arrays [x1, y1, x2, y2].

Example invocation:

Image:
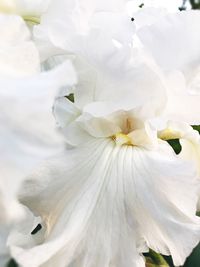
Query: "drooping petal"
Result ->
[[10, 139, 200, 267], [125, 143, 200, 266]]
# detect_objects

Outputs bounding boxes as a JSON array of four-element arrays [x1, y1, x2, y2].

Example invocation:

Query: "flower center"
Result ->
[[112, 133, 133, 146], [111, 118, 135, 146]]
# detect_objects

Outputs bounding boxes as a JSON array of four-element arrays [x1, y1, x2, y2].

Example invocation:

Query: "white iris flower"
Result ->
[[9, 3, 200, 267]]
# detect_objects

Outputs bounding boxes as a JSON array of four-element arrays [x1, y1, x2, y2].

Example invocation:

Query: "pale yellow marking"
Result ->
[[158, 128, 181, 140], [23, 16, 40, 25], [112, 133, 133, 146], [126, 118, 132, 134]]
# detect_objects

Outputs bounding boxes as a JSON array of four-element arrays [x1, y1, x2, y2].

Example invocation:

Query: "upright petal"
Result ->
[[138, 10, 200, 72]]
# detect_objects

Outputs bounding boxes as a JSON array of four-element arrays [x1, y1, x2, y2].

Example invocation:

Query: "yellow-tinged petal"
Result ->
[[113, 133, 133, 146], [158, 128, 181, 141]]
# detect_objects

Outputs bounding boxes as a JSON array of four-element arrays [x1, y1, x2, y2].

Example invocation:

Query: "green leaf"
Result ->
[[166, 139, 182, 155], [192, 125, 200, 134], [145, 250, 169, 267], [190, 0, 200, 9], [6, 259, 18, 267], [184, 242, 200, 267], [66, 93, 74, 103]]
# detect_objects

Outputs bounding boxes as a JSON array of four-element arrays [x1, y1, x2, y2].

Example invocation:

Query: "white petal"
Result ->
[[125, 143, 200, 266], [90, 11, 135, 45], [138, 10, 200, 122], [53, 97, 81, 128], [33, 0, 133, 59], [75, 49, 166, 116], [78, 111, 122, 138], [0, 14, 40, 78], [15, 0, 51, 17], [0, 60, 76, 177], [157, 121, 200, 210], [0, 61, 76, 235], [126, 0, 185, 13], [0, 0, 50, 16], [178, 128, 200, 210], [34, 2, 167, 116], [133, 7, 168, 29], [11, 139, 200, 267], [180, 138, 200, 175], [138, 10, 200, 72], [163, 71, 200, 124], [53, 97, 92, 146]]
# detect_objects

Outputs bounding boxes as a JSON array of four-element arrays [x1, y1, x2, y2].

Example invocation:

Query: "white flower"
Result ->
[[8, 6, 200, 267]]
